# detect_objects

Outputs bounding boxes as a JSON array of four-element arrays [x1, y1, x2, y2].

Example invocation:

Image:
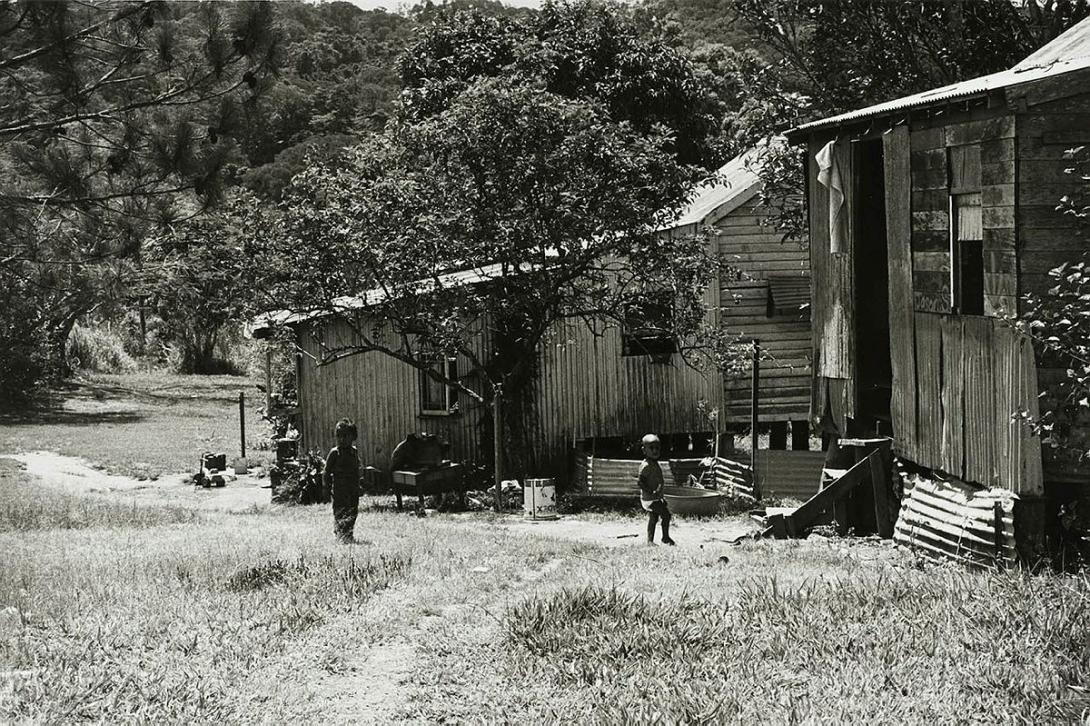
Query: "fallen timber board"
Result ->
[[761, 451, 878, 539]]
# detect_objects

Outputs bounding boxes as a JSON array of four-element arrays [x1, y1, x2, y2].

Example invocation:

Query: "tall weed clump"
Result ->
[[66, 323, 136, 373], [504, 572, 1090, 724]]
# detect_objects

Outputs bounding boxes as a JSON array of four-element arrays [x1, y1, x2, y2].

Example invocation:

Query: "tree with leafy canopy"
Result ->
[[703, 0, 1090, 244], [142, 209, 253, 374], [249, 0, 730, 505], [0, 0, 278, 401]]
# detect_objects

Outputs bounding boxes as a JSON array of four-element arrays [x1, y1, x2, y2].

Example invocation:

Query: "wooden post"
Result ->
[[869, 449, 893, 538], [492, 384, 503, 513], [264, 348, 273, 414], [239, 392, 246, 458], [750, 340, 761, 500]]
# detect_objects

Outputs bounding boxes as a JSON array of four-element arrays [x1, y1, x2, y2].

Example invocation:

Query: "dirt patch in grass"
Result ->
[[8, 451, 272, 514]]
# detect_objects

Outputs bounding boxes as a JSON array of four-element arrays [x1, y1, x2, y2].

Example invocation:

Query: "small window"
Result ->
[[949, 145, 984, 315], [420, 357, 458, 415], [621, 293, 677, 357]]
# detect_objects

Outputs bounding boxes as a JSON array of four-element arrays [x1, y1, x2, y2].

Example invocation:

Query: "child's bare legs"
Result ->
[[659, 503, 674, 545], [646, 501, 675, 545]]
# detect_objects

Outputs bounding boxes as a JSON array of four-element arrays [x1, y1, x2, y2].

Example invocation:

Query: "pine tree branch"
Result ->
[[0, 1, 152, 72]]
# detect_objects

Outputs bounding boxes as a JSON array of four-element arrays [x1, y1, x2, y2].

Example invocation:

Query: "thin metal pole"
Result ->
[[493, 384, 503, 513], [239, 391, 246, 459], [751, 340, 761, 500]]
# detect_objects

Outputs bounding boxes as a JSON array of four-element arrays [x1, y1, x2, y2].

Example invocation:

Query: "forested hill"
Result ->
[[238, 0, 532, 200], [237, 0, 768, 200]]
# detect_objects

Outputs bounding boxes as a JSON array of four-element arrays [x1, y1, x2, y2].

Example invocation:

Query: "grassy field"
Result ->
[[0, 372, 273, 478], [3, 374, 1090, 723]]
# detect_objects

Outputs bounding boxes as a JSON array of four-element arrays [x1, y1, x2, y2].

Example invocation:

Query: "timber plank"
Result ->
[[940, 317, 965, 480]]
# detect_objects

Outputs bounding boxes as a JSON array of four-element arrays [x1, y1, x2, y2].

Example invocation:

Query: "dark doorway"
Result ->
[[853, 139, 892, 435]]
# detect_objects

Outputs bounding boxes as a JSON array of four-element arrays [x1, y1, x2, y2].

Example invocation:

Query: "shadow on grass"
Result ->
[[0, 408, 145, 427]]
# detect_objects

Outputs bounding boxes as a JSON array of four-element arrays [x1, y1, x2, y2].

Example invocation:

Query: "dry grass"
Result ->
[[0, 493, 410, 722], [4, 373, 1090, 723]]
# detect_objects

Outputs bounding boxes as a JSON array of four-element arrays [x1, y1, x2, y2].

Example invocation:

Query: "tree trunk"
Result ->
[[49, 310, 83, 379]]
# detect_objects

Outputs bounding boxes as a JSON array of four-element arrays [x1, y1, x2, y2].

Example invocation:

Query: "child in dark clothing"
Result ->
[[637, 433, 675, 546], [324, 418, 361, 543]]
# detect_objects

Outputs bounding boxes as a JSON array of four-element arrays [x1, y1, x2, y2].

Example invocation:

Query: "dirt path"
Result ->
[[464, 511, 756, 548], [6, 451, 270, 513]]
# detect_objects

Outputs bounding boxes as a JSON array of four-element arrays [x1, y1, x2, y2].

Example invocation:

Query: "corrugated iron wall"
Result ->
[[533, 320, 722, 476], [295, 318, 489, 469], [909, 313, 1042, 495], [296, 313, 723, 481]]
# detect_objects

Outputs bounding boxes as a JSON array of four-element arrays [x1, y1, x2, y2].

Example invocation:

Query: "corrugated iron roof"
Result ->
[[660, 140, 789, 230], [662, 148, 762, 229], [248, 259, 552, 337], [790, 15, 1090, 136]]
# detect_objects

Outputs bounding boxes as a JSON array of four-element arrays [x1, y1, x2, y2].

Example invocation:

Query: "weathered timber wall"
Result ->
[[716, 197, 811, 422], [909, 113, 1016, 315], [1013, 93, 1090, 481]]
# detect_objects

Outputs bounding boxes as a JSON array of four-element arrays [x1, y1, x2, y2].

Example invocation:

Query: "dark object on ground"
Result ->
[[390, 433, 467, 510], [202, 452, 227, 472], [275, 438, 298, 464]]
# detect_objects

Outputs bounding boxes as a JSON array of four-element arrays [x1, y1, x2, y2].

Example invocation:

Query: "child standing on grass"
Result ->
[[638, 433, 675, 546], [324, 418, 360, 544]]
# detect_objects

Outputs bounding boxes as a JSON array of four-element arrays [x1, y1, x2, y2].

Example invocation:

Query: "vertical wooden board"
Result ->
[[962, 318, 997, 487], [940, 316, 965, 479], [1016, 335, 1044, 496], [884, 126, 917, 460], [914, 313, 943, 470], [994, 324, 1018, 492]]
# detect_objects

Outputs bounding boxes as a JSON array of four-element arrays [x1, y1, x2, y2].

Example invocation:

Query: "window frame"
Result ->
[[620, 292, 678, 359], [948, 144, 985, 316], [419, 355, 458, 416]]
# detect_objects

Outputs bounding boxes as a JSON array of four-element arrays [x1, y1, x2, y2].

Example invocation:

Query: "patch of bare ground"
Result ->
[[7, 451, 270, 513]]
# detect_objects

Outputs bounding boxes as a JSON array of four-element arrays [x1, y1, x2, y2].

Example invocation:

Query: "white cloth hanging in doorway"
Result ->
[[816, 140, 847, 255]]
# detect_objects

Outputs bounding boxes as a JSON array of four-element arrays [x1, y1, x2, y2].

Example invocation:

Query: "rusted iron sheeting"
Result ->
[[894, 474, 1016, 568], [583, 457, 732, 498], [712, 456, 754, 499], [910, 313, 1043, 495], [963, 317, 998, 487], [807, 136, 856, 434], [755, 450, 826, 500], [913, 314, 944, 471]]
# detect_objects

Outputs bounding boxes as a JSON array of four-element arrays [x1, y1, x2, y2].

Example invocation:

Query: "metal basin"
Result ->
[[663, 485, 724, 516]]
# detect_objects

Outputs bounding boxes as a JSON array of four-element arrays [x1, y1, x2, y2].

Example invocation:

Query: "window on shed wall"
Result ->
[[949, 144, 984, 315], [420, 356, 458, 415], [621, 292, 678, 357]]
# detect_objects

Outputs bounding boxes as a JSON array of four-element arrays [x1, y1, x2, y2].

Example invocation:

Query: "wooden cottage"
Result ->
[[786, 19, 1090, 563], [257, 148, 812, 485]]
